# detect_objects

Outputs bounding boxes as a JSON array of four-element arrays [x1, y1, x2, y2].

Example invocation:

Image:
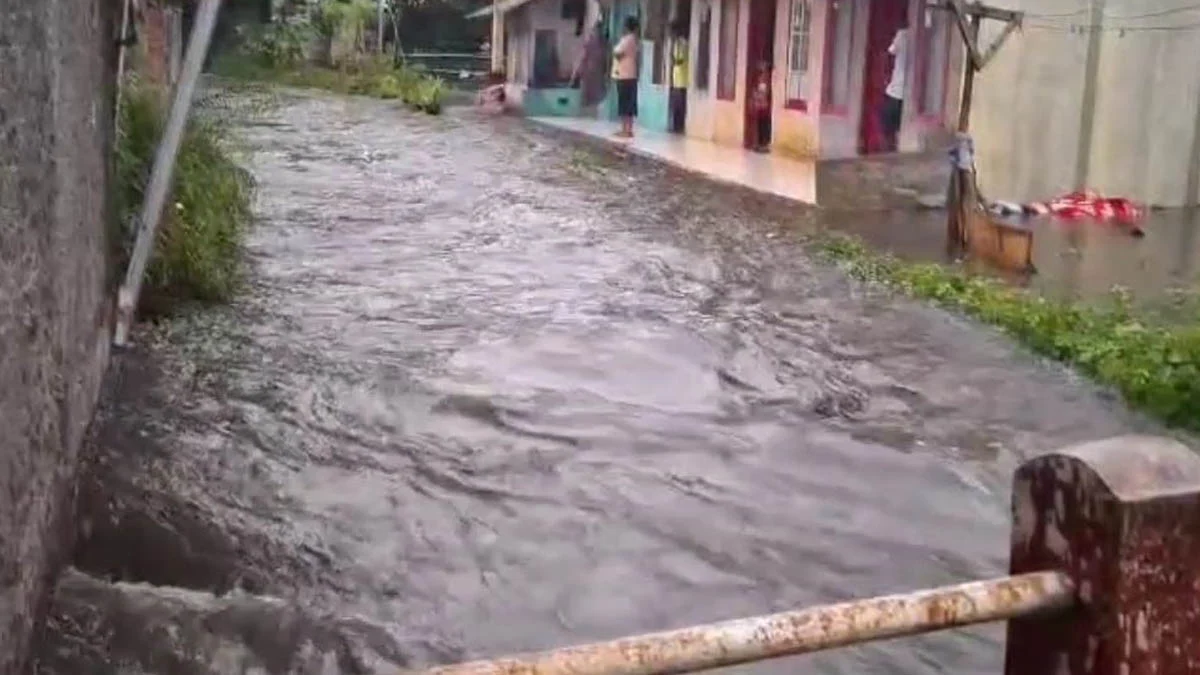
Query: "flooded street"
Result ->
[[64, 90, 1166, 674]]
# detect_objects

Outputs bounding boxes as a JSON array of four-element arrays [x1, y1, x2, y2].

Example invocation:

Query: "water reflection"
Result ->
[[1029, 208, 1200, 304]]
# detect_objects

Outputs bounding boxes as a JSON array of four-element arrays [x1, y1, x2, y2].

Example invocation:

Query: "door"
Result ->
[[858, 0, 908, 154], [742, 0, 776, 147], [638, 0, 673, 132]]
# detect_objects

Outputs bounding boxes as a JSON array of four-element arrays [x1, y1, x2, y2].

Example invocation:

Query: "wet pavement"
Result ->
[[60, 89, 1177, 674]]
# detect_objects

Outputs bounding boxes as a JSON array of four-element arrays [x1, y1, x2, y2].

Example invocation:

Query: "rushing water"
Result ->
[[69, 89, 1168, 674]]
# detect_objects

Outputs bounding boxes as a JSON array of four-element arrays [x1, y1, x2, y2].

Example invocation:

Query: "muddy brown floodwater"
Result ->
[[41, 89, 1174, 674]]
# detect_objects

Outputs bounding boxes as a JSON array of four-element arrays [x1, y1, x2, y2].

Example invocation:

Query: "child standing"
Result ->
[[750, 61, 772, 152]]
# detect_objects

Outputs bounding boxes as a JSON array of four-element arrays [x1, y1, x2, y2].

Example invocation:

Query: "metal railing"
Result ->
[[422, 572, 1072, 675], [406, 436, 1200, 675], [400, 51, 491, 85]]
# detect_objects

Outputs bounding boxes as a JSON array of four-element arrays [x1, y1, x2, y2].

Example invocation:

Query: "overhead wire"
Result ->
[[1022, 1, 1200, 21]]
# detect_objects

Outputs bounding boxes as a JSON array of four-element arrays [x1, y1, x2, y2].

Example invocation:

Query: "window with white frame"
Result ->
[[785, 0, 811, 105]]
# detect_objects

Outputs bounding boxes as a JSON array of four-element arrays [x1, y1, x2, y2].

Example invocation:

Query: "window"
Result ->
[[716, 0, 738, 100], [784, 0, 811, 107], [916, 5, 951, 116], [696, 3, 712, 90], [821, 0, 854, 112]]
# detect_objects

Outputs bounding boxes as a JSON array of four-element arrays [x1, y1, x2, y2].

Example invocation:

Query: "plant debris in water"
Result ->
[[818, 234, 1200, 431]]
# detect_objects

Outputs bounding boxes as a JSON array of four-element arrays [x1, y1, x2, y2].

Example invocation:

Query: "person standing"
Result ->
[[880, 20, 909, 152], [750, 61, 772, 152], [669, 19, 689, 134], [612, 16, 641, 138]]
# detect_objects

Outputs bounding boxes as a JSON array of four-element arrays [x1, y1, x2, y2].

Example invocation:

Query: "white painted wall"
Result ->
[[972, 0, 1200, 206], [684, 0, 724, 141]]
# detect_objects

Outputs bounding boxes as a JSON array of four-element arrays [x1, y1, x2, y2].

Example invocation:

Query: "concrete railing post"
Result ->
[[1005, 436, 1200, 675]]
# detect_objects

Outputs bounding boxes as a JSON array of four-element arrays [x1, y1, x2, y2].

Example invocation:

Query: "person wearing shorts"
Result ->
[[879, 22, 908, 152], [613, 16, 640, 138]]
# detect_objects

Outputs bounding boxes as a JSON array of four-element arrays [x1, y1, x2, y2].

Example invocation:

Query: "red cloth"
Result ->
[[1025, 191, 1143, 224]]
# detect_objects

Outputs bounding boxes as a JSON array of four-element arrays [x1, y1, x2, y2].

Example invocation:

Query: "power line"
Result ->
[[1023, 18, 1200, 32], [1024, 1, 1200, 22]]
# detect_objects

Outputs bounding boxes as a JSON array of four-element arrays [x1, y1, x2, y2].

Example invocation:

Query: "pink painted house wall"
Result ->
[[679, 0, 962, 160]]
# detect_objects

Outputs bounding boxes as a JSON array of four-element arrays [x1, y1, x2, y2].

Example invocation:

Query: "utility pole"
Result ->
[[938, 0, 1022, 256], [378, 0, 386, 53]]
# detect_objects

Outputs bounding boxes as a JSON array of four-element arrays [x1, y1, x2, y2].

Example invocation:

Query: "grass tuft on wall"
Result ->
[[113, 77, 256, 315]]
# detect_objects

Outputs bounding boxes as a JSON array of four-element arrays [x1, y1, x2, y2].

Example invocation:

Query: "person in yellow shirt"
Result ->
[[669, 19, 689, 134]]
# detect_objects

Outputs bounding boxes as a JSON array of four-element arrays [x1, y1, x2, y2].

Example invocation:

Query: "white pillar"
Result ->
[[491, 0, 504, 72]]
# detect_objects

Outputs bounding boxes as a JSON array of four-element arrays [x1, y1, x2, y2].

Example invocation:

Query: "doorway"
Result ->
[[742, 0, 776, 148], [669, 0, 693, 133], [858, 0, 907, 154]]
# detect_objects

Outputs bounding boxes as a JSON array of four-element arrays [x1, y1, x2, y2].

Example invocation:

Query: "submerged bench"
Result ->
[[407, 436, 1200, 675]]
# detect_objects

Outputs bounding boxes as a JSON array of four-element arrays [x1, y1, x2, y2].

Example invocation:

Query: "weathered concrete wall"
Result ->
[[0, 0, 116, 672], [972, 0, 1200, 207]]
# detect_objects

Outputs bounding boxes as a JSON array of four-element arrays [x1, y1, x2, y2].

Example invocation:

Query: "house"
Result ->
[[469, 0, 965, 160], [970, 0, 1200, 208], [468, 0, 599, 117]]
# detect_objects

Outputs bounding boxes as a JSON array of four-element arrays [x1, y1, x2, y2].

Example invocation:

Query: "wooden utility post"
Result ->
[[939, 0, 1022, 255]]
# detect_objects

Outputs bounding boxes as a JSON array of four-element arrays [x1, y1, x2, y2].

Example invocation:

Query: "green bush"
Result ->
[[213, 51, 446, 115], [235, 21, 313, 69], [113, 78, 255, 314], [818, 234, 1200, 431]]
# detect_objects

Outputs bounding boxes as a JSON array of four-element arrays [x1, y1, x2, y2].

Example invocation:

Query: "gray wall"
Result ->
[[0, 1, 116, 672], [972, 0, 1200, 207]]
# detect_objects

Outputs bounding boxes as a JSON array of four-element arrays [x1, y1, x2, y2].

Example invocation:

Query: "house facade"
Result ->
[[475, 0, 964, 161], [668, 0, 964, 159]]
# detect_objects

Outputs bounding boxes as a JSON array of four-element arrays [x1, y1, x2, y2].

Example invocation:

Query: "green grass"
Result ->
[[113, 78, 256, 315], [213, 54, 446, 114], [816, 233, 1200, 431]]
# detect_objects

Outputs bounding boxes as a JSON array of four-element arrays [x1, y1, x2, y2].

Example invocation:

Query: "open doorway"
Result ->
[[858, 0, 908, 154], [742, 0, 776, 149], [669, 0, 693, 133]]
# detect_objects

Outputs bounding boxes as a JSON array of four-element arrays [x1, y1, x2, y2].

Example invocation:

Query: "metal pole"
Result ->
[[113, 0, 224, 347], [413, 572, 1074, 675]]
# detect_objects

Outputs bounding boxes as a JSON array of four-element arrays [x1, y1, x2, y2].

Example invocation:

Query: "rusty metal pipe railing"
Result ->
[[414, 571, 1073, 675]]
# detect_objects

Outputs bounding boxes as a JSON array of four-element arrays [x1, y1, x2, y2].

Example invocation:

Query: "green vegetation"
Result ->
[[113, 78, 255, 314], [214, 2, 445, 114], [217, 54, 446, 114], [817, 234, 1200, 431]]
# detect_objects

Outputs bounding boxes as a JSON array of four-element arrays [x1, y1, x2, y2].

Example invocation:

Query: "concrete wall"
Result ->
[[683, 0, 719, 138], [972, 0, 1200, 206], [771, 0, 825, 159], [0, 0, 116, 672], [683, 0, 748, 146]]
